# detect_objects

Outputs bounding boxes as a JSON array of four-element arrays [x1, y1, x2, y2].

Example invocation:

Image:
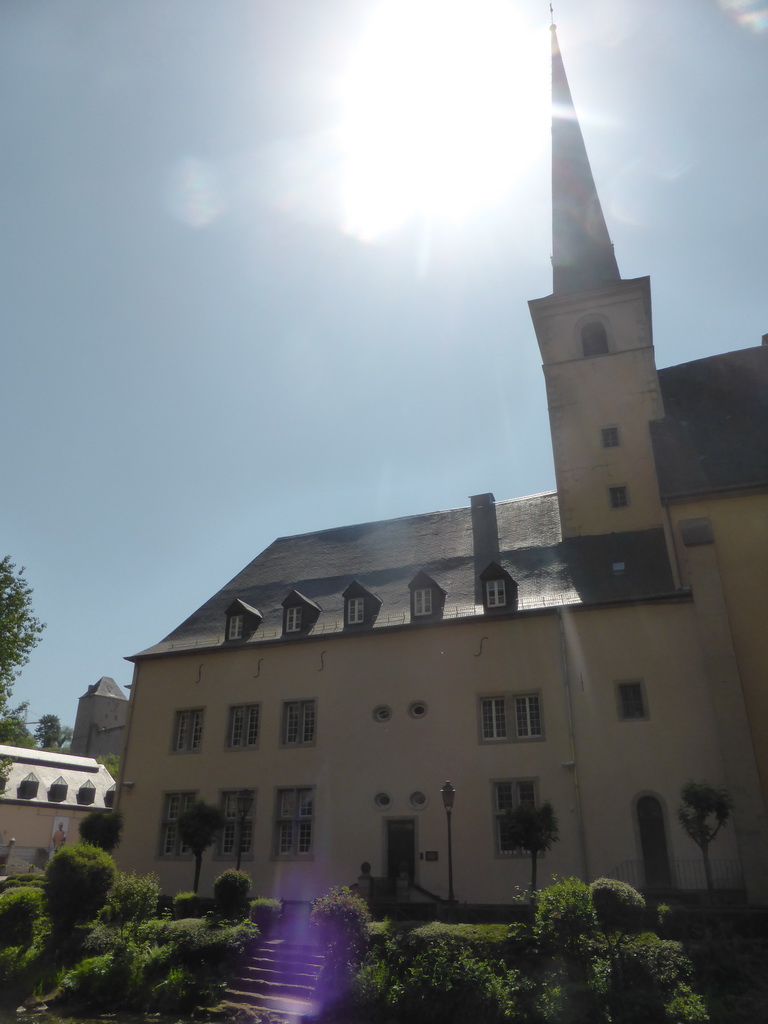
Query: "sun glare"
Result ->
[[340, 0, 549, 241]]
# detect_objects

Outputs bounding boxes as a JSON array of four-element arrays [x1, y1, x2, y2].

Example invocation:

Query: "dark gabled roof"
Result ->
[[132, 490, 677, 659], [652, 346, 768, 499]]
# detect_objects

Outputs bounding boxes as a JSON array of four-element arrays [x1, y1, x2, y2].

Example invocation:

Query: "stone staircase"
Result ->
[[222, 910, 324, 1023]]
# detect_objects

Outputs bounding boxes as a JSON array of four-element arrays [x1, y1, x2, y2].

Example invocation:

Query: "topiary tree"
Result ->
[[79, 810, 124, 852], [46, 842, 116, 933], [250, 897, 282, 935], [504, 800, 559, 895], [311, 886, 372, 1014], [214, 869, 252, 919], [177, 801, 226, 893], [590, 877, 645, 935], [677, 781, 732, 902], [535, 875, 597, 954], [0, 885, 46, 947]]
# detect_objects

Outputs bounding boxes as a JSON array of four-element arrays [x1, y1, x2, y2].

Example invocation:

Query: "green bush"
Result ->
[[45, 842, 116, 932], [60, 945, 144, 1011], [0, 885, 46, 947], [78, 810, 124, 852], [102, 871, 159, 932], [590, 877, 646, 935], [249, 896, 282, 933], [311, 885, 372, 964], [172, 890, 201, 919], [213, 869, 252, 919], [0, 873, 45, 895], [536, 875, 597, 952]]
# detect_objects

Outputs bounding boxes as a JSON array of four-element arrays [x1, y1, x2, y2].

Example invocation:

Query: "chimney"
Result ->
[[470, 493, 500, 603]]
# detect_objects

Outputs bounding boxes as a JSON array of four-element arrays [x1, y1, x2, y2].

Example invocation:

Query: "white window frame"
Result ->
[[285, 606, 302, 632], [486, 580, 507, 607], [347, 596, 365, 625], [282, 699, 316, 746], [413, 588, 432, 616], [494, 779, 538, 857], [609, 485, 629, 509], [160, 791, 196, 856], [228, 614, 244, 640], [220, 789, 254, 858], [515, 695, 543, 739], [227, 704, 260, 749], [480, 697, 507, 740], [275, 787, 314, 858], [173, 708, 204, 753]]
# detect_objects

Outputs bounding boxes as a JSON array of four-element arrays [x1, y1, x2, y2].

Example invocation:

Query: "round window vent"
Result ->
[[373, 705, 392, 723], [409, 701, 428, 719], [410, 791, 427, 808], [374, 792, 392, 809]]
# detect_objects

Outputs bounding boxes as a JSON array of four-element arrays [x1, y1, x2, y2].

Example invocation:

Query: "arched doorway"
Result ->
[[637, 795, 672, 888]]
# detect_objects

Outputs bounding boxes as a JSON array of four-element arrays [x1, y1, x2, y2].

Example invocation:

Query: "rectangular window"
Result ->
[[173, 709, 204, 753], [227, 704, 260, 749], [601, 426, 620, 448], [220, 790, 254, 857], [282, 700, 316, 745], [617, 681, 647, 720], [160, 791, 195, 856], [275, 787, 314, 857], [609, 485, 629, 509], [486, 580, 506, 607], [515, 695, 542, 738], [228, 614, 244, 640], [494, 780, 538, 856], [413, 588, 432, 616], [347, 596, 365, 624], [285, 606, 302, 632], [481, 697, 507, 740]]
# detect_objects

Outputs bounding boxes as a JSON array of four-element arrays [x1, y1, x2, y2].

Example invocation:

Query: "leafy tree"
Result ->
[[46, 842, 116, 932], [0, 557, 45, 701], [97, 752, 121, 779], [35, 713, 63, 748], [79, 809, 124, 852], [177, 801, 226, 893], [504, 800, 559, 895], [677, 780, 733, 902]]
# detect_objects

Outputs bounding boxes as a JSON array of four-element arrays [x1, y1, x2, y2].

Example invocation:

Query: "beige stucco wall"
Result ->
[[117, 599, 741, 902]]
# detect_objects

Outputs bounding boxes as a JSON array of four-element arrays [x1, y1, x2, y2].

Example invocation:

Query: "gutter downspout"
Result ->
[[557, 608, 589, 881]]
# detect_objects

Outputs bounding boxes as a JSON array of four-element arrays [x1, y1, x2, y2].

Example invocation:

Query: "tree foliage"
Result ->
[[177, 801, 225, 893], [504, 800, 559, 893], [46, 842, 116, 932], [0, 557, 45, 700], [35, 713, 63, 748], [678, 780, 733, 900], [79, 810, 124, 852]]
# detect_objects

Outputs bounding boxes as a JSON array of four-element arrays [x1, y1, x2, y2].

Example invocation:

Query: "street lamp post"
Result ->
[[440, 781, 455, 902], [235, 790, 253, 871]]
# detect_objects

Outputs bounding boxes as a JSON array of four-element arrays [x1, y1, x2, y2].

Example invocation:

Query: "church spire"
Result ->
[[550, 24, 621, 295]]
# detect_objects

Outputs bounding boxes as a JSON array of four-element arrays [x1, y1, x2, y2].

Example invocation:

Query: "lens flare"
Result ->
[[167, 157, 225, 227], [720, 0, 768, 31]]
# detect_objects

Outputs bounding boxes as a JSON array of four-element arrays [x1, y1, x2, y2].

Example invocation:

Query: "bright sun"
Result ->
[[340, 0, 549, 242]]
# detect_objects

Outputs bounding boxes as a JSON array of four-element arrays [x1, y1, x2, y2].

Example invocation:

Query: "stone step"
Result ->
[[224, 936, 324, 1022]]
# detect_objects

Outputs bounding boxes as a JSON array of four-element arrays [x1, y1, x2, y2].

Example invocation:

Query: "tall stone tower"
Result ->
[[70, 676, 129, 758]]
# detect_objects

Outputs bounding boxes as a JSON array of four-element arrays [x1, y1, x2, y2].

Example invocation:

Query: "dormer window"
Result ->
[[49, 776, 68, 802], [77, 779, 96, 805], [281, 590, 322, 636], [408, 572, 446, 621], [105, 784, 116, 808], [225, 599, 262, 642], [286, 606, 302, 632], [17, 773, 39, 800], [413, 588, 432, 616], [342, 581, 382, 628], [479, 562, 518, 613]]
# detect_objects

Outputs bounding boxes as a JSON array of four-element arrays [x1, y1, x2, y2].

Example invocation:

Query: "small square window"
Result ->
[[347, 596, 365, 625], [285, 606, 302, 632], [601, 427, 620, 448], [486, 580, 506, 607], [413, 588, 432, 616], [617, 682, 646, 720], [609, 486, 629, 509]]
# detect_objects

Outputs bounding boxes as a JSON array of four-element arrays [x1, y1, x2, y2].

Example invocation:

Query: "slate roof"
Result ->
[[0, 744, 115, 810], [653, 346, 768, 499], [79, 676, 128, 701], [133, 491, 677, 659]]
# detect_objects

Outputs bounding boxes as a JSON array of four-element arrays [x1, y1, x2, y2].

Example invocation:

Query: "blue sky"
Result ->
[[3, 0, 767, 728]]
